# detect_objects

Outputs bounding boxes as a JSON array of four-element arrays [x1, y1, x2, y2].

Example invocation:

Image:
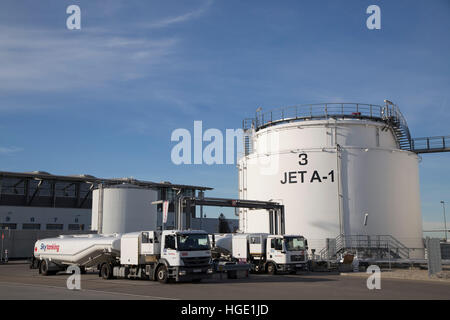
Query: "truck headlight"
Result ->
[[179, 270, 187, 276], [207, 268, 214, 274]]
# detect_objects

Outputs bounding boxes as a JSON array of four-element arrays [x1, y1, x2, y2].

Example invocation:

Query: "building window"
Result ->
[[55, 182, 76, 198], [5, 216, 10, 222], [30, 217, 35, 222], [75, 218, 79, 223], [46, 224, 63, 230], [23, 223, 41, 230], [250, 236, 261, 244], [1, 178, 25, 195], [68, 224, 84, 231], [0, 223, 17, 230]]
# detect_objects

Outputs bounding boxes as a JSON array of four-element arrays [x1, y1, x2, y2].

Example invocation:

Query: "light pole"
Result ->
[[441, 201, 447, 242]]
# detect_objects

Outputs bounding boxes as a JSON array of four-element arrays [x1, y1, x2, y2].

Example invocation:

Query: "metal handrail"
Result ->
[[243, 102, 413, 151], [410, 135, 450, 153], [322, 234, 410, 260]]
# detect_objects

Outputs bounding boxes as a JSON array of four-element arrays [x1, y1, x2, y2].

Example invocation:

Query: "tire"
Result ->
[[156, 265, 169, 284], [100, 263, 113, 280], [267, 262, 277, 275], [40, 260, 50, 276]]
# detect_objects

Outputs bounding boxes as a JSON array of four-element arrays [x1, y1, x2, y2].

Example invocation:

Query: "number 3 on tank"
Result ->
[[66, 5, 81, 30], [298, 153, 308, 165]]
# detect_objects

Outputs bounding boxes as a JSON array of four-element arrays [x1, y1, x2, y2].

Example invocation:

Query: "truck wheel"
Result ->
[[101, 263, 113, 280], [267, 262, 277, 275], [40, 260, 50, 276], [156, 265, 168, 284]]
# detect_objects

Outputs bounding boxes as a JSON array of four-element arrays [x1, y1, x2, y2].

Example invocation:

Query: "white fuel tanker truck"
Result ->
[[211, 233, 309, 274], [32, 229, 213, 283]]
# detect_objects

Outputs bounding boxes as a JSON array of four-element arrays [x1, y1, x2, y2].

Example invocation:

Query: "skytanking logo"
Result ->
[[40, 243, 60, 252]]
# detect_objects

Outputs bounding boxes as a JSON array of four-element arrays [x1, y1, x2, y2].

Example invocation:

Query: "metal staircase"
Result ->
[[384, 106, 450, 154], [244, 134, 252, 156], [319, 234, 411, 261], [383, 105, 413, 151]]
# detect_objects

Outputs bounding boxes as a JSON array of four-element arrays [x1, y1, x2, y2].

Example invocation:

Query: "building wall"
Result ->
[[155, 211, 238, 234], [191, 218, 239, 234], [0, 206, 90, 231], [0, 229, 93, 259]]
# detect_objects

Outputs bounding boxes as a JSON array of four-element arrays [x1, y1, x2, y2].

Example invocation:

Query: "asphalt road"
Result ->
[[0, 263, 449, 300]]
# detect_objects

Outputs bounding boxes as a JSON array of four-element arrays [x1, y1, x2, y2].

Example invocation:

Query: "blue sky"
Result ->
[[0, 0, 449, 229]]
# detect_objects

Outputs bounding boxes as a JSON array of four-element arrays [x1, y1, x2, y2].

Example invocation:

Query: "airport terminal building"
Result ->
[[0, 171, 237, 258]]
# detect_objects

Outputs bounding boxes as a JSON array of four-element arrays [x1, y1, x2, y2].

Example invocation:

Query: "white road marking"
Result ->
[[0, 281, 178, 300]]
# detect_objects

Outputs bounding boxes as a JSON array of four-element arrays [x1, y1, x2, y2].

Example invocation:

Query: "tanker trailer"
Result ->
[[33, 233, 121, 275]]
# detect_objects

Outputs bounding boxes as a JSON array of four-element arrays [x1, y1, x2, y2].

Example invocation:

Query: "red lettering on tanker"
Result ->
[[43, 244, 60, 252]]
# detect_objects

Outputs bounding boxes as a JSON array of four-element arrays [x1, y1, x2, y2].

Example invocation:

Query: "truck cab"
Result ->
[[158, 230, 213, 282], [232, 233, 308, 274], [265, 235, 308, 274], [107, 229, 213, 283]]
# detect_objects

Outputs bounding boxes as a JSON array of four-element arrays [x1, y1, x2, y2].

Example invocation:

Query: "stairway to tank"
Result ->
[[319, 234, 411, 261], [386, 107, 450, 154]]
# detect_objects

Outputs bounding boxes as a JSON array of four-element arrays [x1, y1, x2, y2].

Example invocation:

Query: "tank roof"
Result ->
[[243, 102, 413, 151]]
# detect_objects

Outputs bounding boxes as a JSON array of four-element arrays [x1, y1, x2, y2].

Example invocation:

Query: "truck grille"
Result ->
[[290, 255, 305, 262], [182, 257, 210, 267]]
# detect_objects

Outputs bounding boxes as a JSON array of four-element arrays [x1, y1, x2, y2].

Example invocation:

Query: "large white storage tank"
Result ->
[[91, 184, 157, 234], [239, 103, 424, 259]]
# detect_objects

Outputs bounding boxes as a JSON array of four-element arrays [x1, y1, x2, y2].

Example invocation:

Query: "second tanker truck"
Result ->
[[211, 233, 309, 274]]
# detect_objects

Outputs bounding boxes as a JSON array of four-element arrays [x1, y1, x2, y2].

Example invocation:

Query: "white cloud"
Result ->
[[0, 27, 179, 93], [144, 0, 213, 29], [0, 146, 23, 155]]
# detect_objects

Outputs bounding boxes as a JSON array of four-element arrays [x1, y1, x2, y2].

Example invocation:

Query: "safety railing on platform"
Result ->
[[243, 102, 413, 151], [410, 136, 450, 154], [319, 234, 411, 260]]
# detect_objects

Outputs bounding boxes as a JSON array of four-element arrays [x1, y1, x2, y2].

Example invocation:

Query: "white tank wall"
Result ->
[[239, 119, 424, 258], [91, 185, 157, 234]]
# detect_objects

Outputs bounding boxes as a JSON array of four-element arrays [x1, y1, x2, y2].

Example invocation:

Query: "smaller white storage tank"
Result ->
[[91, 184, 158, 234]]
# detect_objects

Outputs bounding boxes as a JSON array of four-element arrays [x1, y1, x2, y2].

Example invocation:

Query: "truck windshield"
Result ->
[[177, 233, 210, 251], [284, 237, 305, 251]]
